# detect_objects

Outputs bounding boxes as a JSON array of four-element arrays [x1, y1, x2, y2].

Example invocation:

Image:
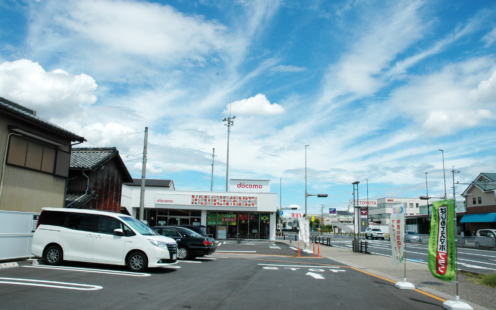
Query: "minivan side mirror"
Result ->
[[114, 228, 124, 236]]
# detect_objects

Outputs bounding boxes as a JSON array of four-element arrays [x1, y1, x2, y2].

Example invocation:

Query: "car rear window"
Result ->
[[176, 227, 203, 238], [39, 211, 66, 227]]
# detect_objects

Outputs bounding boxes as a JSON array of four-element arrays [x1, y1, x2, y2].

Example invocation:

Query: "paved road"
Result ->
[[327, 235, 496, 275], [0, 241, 456, 310]]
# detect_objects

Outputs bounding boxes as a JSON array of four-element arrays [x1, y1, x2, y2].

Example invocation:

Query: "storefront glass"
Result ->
[[249, 213, 259, 239], [239, 213, 249, 238], [260, 213, 270, 239]]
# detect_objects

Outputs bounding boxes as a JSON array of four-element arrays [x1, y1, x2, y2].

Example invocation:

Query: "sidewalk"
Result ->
[[278, 239, 494, 310]]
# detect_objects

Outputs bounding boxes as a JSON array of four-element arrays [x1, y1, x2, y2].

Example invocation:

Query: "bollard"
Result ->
[[352, 239, 355, 252], [298, 242, 300, 257], [284, 234, 285, 240], [313, 241, 316, 255], [318, 242, 321, 257]]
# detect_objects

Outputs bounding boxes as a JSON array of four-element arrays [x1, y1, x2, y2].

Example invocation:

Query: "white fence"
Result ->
[[0, 210, 40, 261]]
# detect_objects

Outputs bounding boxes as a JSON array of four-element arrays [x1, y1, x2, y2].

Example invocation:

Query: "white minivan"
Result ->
[[32, 208, 179, 272]]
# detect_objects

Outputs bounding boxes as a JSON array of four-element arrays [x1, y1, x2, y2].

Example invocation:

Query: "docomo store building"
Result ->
[[122, 179, 277, 240]]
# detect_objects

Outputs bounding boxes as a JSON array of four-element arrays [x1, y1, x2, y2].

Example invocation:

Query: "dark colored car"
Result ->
[[178, 225, 216, 245], [151, 226, 217, 260]]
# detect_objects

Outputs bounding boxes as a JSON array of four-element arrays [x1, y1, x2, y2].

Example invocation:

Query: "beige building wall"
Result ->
[[466, 186, 496, 208], [0, 113, 72, 212]]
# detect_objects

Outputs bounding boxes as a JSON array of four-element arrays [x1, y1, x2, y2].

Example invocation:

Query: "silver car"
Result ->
[[405, 231, 422, 242], [475, 229, 496, 248]]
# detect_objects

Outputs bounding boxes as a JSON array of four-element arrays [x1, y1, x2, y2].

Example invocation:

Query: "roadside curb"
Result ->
[[0, 262, 19, 269]]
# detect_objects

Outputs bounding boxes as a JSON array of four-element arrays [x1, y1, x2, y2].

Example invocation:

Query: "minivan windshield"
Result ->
[[407, 231, 419, 235], [120, 216, 157, 236], [372, 229, 381, 232]]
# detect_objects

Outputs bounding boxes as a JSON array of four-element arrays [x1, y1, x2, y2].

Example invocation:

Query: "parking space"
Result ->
[[0, 242, 449, 309]]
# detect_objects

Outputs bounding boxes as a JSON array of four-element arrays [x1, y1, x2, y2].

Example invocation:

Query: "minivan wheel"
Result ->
[[177, 247, 190, 260], [475, 242, 480, 248], [127, 252, 148, 272], [44, 245, 63, 265]]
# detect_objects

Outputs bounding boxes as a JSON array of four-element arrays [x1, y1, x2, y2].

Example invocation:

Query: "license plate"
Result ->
[[172, 253, 176, 260]]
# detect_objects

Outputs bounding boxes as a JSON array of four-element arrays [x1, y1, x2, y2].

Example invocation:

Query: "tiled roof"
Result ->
[[478, 173, 496, 191], [124, 178, 173, 188], [0, 96, 85, 142], [70, 147, 133, 182], [65, 193, 96, 208], [71, 147, 118, 170]]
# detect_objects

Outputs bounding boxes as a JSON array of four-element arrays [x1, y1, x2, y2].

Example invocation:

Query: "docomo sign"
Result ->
[[229, 179, 270, 193], [237, 183, 263, 189]]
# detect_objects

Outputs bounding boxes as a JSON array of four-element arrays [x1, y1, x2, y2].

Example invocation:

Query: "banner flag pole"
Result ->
[[393, 203, 415, 290]]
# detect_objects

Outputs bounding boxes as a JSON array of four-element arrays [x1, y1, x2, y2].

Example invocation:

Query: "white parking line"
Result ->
[[23, 265, 150, 277], [216, 251, 256, 253], [259, 264, 340, 268], [0, 277, 102, 291], [177, 261, 202, 264]]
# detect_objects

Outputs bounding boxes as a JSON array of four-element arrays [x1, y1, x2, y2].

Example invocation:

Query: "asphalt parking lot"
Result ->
[[0, 241, 456, 310]]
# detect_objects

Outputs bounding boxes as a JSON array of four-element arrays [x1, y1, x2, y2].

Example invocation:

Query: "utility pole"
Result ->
[[321, 204, 324, 229], [223, 115, 235, 191], [439, 149, 446, 199], [305, 145, 309, 219], [139, 127, 148, 221], [210, 148, 215, 191]]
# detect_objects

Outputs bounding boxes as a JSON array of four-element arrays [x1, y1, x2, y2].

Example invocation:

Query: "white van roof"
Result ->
[[42, 208, 131, 218]]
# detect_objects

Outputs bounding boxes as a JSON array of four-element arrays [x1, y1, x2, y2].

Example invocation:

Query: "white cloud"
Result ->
[[483, 27, 496, 47], [390, 58, 496, 135], [0, 59, 97, 117], [323, 1, 426, 99], [224, 94, 285, 116], [54, 0, 230, 60], [133, 162, 163, 174], [271, 65, 306, 73]]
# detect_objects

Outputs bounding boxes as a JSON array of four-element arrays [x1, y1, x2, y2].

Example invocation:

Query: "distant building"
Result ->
[[0, 97, 85, 213], [369, 197, 425, 226], [461, 173, 496, 234], [66, 147, 133, 212]]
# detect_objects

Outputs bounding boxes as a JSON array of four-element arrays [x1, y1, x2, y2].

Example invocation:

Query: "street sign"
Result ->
[[279, 211, 283, 216], [329, 208, 336, 214]]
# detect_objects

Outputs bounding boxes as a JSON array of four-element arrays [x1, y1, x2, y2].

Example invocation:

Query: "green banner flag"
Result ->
[[428, 199, 455, 281]]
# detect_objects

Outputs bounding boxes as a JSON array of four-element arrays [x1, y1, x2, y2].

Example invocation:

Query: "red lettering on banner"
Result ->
[[437, 252, 447, 274]]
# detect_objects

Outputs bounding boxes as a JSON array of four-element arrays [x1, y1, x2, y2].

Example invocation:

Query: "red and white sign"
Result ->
[[230, 179, 270, 193], [387, 199, 394, 202], [360, 209, 368, 218], [292, 213, 302, 218]]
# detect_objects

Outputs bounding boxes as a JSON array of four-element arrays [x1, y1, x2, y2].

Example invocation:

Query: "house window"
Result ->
[[416, 203, 419, 208], [478, 197, 482, 204], [473, 197, 476, 205], [6, 135, 69, 178], [409, 203, 413, 208]]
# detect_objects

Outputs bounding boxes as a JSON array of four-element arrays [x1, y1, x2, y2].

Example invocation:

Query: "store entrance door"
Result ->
[[168, 217, 190, 226]]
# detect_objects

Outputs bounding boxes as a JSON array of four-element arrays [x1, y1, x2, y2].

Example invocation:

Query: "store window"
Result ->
[[249, 213, 259, 239], [260, 213, 270, 239]]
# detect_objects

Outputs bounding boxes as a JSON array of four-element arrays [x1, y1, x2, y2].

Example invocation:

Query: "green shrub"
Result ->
[[480, 274, 496, 288]]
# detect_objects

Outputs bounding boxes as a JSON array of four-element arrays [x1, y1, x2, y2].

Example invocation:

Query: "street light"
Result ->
[[223, 115, 235, 191], [304, 145, 327, 219], [352, 181, 360, 252], [439, 149, 446, 199], [365, 178, 369, 230]]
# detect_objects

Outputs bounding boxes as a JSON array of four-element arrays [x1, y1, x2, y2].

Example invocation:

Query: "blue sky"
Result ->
[[1, 0, 496, 214]]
